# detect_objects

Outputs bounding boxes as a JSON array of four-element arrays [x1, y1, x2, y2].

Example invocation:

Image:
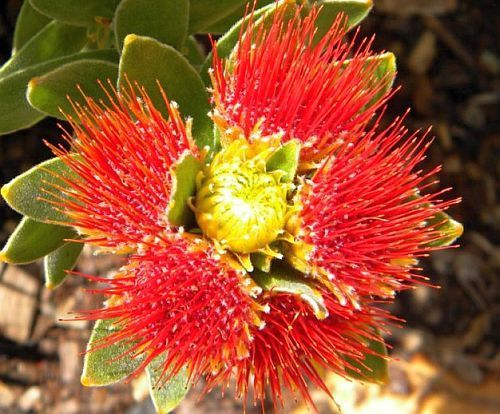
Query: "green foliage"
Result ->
[[266, 140, 301, 182], [313, 0, 373, 40], [200, 0, 275, 34], [188, 0, 248, 33], [167, 154, 203, 227], [182, 37, 205, 67], [1, 156, 76, 223], [0, 49, 118, 135], [27, 59, 119, 119], [0, 21, 87, 78], [344, 329, 389, 383], [118, 34, 213, 150], [426, 210, 464, 247], [147, 355, 190, 414], [114, 0, 189, 51], [13, 1, 51, 53], [0, 217, 77, 264], [29, 0, 121, 27], [253, 264, 329, 319], [81, 318, 143, 386], [44, 240, 83, 289]]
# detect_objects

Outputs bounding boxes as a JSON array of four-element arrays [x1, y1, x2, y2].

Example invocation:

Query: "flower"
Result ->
[[47, 4, 460, 413]]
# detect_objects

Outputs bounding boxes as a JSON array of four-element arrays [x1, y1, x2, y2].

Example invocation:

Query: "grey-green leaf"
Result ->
[[0, 48, 118, 135], [27, 59, 119, 120], [408, 193, 463, 247], [182, 37, 205, 67], [0, 21, 87, 78], [167, 154, 202, 227], [114, 0, 188, 51], [341, 52, 397, 108], [188, 0, 247, 33], [44, 240, 83, 289], [197, 0, 274, 34], [29, 0, 121, 27], [81, 318, 143, 386], [266, 140, 300, 182], [426, 210, 464, 247], [0, 217, 77, 264], [253, 265, 329, 319], [118, 34, 212, 150], [314, 0, 373, 41], [13, 0, 52, 54], [344, 328, 389, 383], [147, 355, 190, 414], [1, 157, 75, 223]]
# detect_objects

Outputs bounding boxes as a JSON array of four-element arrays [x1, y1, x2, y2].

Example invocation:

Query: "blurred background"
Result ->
[[0, 0, 498, 413]]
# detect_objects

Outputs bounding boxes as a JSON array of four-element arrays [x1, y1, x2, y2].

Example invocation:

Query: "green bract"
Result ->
[[1, 156, 75, 223], [147, 356, 190, 414], [44, 240, 83, 289], [12, 1, 51, 54], [0, 49, 118, 134], [118, 34, 212, 150], [0, 217, 77, 264], [167, 154, 203, 227], [81, 318, 143, 386], [27, 59, 119, 119], [29, 0, 121, 27], [114, 0, 189, 51], [344, 328, 389, 383], [253, 265, 329, 320]]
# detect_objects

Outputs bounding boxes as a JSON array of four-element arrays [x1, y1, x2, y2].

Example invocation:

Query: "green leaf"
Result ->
[[368, 52, 397, 104], [182, 37, 205, 67], [114, 0, 188, 51], [188, 0, 247, 33], [44, 239, 83, 289], [198, 0, 275, 34], [314, 0, 373, 40], [0, 48, 118, 135], [0, 217, 77, 264], [250, 252, 273, 272], [253, 264, 329, 319], [371, 52, 397, 86], [166, 154, 202, 227], [81, 318, 143, 386], [27, 59, 119, 120], [344, 328, 389, 383], [426, 210, 463, 247], [0, 21, 87, 78], [1, 157, 75, 223], [147, 355, 190, 414], [29, 0, 121, 27], [266, 140, 300, 182], [408, 193, 463, 247], [341, 52, 396, 108], [118, 34, 213, 150], [13, 0, 52, 54]]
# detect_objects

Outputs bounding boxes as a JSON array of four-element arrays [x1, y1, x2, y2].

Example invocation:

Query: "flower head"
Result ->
[[47, 4, 461, 413], [211, 6, 394, 164]]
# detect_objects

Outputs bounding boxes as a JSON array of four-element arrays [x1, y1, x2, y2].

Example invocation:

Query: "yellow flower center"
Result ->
[[195, 140, 289, 254]]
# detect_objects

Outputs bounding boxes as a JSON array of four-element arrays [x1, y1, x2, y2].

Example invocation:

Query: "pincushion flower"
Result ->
[[38, 4, 462, 413]]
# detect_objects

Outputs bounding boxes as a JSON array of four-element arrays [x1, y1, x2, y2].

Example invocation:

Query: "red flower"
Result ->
[[293, 116, 459, 304], [46, 4, 461, 413], [211, 7, 393, 163]]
